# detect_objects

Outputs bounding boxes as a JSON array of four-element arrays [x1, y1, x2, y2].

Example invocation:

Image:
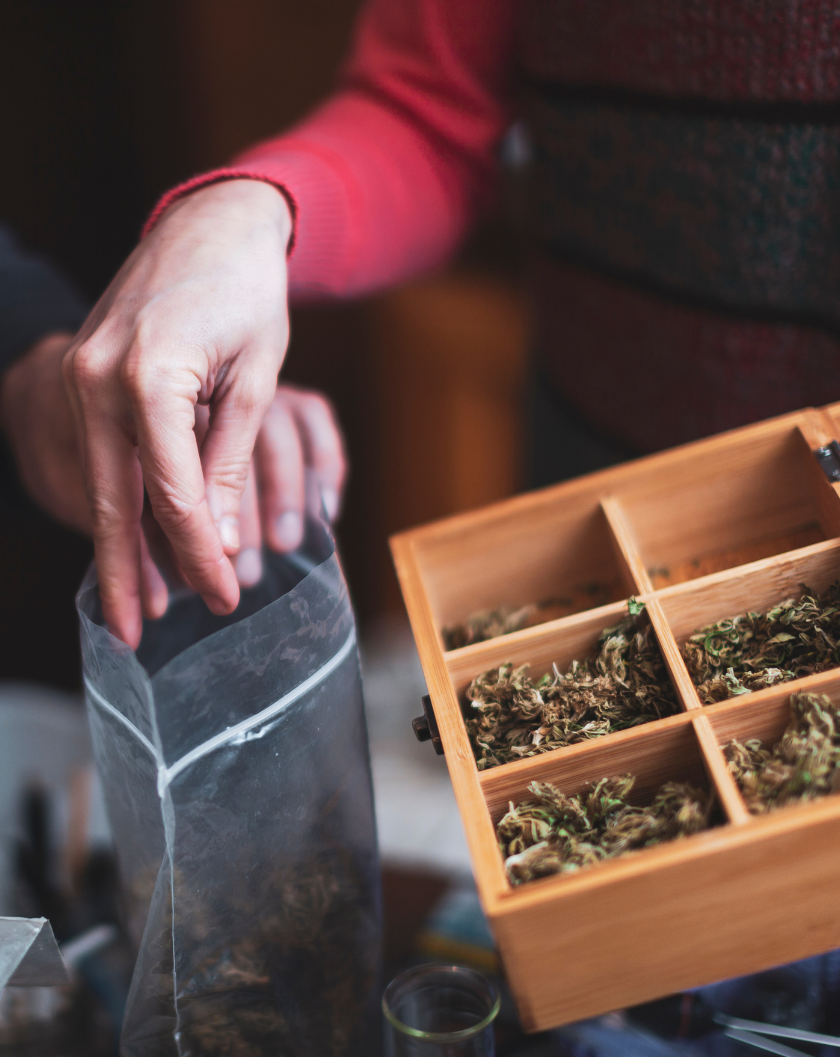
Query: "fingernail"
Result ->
[[275, 511, 303, 551], [235, 547, 262, 587], [206, 594, 234, 616], [322, 487, 339, 521], [218, 516, 239, 551]]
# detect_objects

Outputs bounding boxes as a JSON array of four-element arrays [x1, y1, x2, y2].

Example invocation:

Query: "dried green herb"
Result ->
[[684, 582, 840, 704], [442, 585, 613, 650], [726, 692, 840, 814], [443, 603, 542, 651], [465, 602, 678, 770], [498, 775, 712, 885]]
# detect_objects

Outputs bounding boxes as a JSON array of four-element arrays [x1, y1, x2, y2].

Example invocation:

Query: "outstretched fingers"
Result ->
[[283, 387, 346, 521], [234, 463, 263, 586], [254, 392, 306, 553]]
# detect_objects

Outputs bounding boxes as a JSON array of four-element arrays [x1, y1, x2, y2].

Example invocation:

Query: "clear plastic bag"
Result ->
[[77, 509, 381, 1056]]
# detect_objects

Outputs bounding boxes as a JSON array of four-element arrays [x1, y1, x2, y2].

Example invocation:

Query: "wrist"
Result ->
[[158, 178, 294, 253]]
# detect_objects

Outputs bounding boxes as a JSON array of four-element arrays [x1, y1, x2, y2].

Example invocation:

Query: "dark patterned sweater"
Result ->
[[522, 0, 840, 451]]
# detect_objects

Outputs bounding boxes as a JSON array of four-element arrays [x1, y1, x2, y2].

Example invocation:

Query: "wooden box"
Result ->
[[389, 404, 840, 1032]]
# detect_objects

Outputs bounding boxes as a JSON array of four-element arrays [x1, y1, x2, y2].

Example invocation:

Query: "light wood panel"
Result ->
[[794, 419, 840, 539], [646, 598, 703, 711], [390, 534, 509, 906], [704, 669, 840, 749]]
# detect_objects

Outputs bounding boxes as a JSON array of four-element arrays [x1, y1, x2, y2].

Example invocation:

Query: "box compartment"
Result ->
[[447, 602, 691, 777], [480, 716, 713, 828], [704, 675, 840, 818], [614, 423, 833, 589], [411, 494, 635, 649], [447, 601, 648, 695]]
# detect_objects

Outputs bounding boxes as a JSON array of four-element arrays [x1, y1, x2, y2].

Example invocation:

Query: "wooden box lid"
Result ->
[[390, 404, 840, 1032]]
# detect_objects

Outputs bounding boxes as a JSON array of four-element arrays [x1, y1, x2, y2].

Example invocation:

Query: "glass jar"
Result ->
[[382, 964, 500, 1056]]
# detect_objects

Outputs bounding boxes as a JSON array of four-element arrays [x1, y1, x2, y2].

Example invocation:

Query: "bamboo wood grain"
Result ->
[[793, 420, 840, 539], [656, 539, 840, 644], [389, 534, 508, 905], [802, 407, 840, 510], [700, 666, 840, 730], [645, 598, 703, 710], [600, 495, 654, 594], [691, 714, 751, 825], [800, 406, 840, 452], [704, 670, 840, 746]]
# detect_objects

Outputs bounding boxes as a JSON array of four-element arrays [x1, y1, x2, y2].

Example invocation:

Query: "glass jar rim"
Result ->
[[382, 965, 501, 1043]]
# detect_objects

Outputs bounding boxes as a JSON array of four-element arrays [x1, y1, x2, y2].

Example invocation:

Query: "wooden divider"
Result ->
[[445, 599, 633, 694], [600, 496, 654, 594], [691, 714, 751, 826]]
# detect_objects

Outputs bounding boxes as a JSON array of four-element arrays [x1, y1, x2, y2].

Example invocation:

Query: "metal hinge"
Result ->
[[411, 694, 444, 755], [813, 440, 840, 483]]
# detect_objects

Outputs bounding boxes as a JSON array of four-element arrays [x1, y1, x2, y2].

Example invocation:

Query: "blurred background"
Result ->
[[0, 0, 529, 688]]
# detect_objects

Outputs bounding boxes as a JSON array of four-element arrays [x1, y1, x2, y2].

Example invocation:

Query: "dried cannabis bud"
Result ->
[[442, 585, 613, 650], [443, 603, 542, 651], [726, 692, 840, 813], [498, 776, 712, 885], [465, 602, 679, 770], [684, 582, 840, 704]]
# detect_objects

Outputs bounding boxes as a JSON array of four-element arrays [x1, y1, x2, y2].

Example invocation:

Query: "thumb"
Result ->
[[200, 368, 276, 554]]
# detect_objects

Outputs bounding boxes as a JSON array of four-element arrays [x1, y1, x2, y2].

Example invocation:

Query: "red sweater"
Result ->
[[148, 0, 512, 301], [149, 0, 840, 453]]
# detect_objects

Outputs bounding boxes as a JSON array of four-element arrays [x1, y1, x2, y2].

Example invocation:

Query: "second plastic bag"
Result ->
[[78, 510, 381, 1056]]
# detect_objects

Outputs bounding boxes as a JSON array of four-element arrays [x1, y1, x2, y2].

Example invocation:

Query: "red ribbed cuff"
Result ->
[[141, 168, 298, 255]]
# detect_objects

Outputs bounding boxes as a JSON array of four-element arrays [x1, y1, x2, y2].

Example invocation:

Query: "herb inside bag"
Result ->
[[726, 692, 840, 814], [498, 776, 712, 885], [465, 601, 678, 770], [683, 582, 840, 704]]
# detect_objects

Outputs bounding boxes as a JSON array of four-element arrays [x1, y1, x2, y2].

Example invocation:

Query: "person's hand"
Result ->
[[0, 331, 89, 534], [0, 328, 347, 632], [61, 178, 340, 649]]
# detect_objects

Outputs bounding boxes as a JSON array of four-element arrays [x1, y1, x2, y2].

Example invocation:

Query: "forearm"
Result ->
[[145, 0, 514, 301]]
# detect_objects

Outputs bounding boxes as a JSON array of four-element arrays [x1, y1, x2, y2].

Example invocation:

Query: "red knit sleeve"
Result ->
[[144, 0, 514, 301]]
